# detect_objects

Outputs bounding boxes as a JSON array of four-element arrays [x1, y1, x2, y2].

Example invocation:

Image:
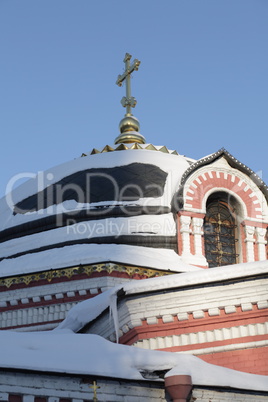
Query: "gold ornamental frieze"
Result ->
[[82, 143, 178, 156], [0, 263, 173, 289]]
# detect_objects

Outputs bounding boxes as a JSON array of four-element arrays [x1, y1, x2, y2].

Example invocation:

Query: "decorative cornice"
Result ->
[[81, 143, 179, 156], [0, 262, 173, 290], [175, 148, 268, 210], [131, 322, 268, 351], [114, 303, 268, 346]]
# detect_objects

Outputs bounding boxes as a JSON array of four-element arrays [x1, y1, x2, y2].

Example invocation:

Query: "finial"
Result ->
[[114, 53, 146, 145]]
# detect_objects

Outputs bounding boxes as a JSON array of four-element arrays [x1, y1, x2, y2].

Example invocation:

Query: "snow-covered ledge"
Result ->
[[0, 331, 268, 394]]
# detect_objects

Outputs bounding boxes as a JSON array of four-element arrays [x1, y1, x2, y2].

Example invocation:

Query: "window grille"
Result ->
[[204, 199, 238, 267]]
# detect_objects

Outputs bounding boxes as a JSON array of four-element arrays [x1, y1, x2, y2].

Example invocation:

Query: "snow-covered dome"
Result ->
[[1, 147, 191, 232], [0, 146, 199, 278]]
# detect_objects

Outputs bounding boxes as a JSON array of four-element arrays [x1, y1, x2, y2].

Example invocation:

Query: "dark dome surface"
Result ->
[[14, 163, 168, 215]]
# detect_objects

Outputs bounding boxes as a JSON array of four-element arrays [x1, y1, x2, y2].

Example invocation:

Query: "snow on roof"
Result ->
[[122, 259, 268, 296], [0, 330, 267, 392], [0, 149, 190, 231], [0, 214, 177, 259], [0, 243, 201, 278], [57, 259, 268, 335]]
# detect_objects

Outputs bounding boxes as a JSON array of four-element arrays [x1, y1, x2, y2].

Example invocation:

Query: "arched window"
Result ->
[[204, 193, 239, 267]]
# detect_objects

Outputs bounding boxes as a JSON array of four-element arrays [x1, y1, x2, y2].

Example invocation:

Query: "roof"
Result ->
[[1, 325, 267, 392], [0, 149, 191, 232], [0, 148, 193, 277], [0, 244, 201, 279], [57, 259, 268, 334], [0, 257, 265, 388], [13, 162, 168, 214]]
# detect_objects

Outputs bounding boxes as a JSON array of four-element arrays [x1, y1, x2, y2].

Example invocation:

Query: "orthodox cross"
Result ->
[[89, 380, 100, 402], [116, 53, 141, 116]]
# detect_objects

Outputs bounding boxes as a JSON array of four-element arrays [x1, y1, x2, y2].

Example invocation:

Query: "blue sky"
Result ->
[[0, 0, 267, 196]]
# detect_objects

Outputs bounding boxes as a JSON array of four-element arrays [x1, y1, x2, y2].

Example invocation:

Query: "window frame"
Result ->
[[204, 193, 239, 268]]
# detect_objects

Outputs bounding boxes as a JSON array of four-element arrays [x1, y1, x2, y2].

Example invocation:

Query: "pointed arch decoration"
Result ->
[[176, 150, 268, 267], [184, 170, 262, 220]]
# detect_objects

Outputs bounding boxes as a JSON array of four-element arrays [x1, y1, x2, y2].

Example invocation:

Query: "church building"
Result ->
[[0, 54, 267, 402]]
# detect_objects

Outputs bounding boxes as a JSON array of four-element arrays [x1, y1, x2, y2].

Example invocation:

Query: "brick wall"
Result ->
[[0, 371, 167, 402], [199, 346, 268, 375], [190, 387, 268, 401]]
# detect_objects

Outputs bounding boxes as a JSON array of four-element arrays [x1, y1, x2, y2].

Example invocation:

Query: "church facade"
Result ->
[[0, 54, 267, 401]]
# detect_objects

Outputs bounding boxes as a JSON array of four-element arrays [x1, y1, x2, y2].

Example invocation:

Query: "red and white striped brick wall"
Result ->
[[177, 157, 268, 267]]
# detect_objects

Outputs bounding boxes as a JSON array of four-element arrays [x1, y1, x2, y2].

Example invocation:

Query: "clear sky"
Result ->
[[0, 0, 267, 197]]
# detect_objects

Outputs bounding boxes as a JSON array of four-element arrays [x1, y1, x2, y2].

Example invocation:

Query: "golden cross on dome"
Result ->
[[116, 53, 141, 116], [89, 380, 100, 401]]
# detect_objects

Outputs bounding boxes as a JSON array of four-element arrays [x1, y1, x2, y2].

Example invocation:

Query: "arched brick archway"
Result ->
[[184, 170, 262, 220], [177, 162, 268, 267]]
